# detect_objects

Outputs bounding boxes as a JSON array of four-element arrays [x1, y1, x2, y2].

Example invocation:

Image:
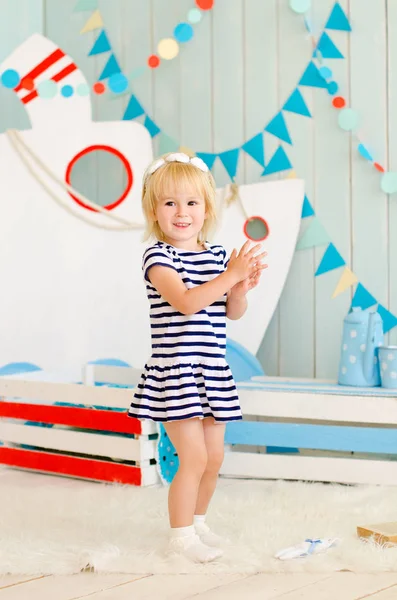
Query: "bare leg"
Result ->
[[194, 418, 226, 516], [163, 418, 207, 528]]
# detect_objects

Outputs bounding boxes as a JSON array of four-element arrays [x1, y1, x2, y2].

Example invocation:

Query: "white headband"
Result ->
[[145, 152, 209, 179]]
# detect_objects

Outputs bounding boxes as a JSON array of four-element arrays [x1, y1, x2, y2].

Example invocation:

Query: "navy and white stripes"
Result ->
[[128, 241, 242, 423]]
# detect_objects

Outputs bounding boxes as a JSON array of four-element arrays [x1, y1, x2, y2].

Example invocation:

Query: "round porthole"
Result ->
[[243, 216, 269, 242], [65, 145, 133, 212]]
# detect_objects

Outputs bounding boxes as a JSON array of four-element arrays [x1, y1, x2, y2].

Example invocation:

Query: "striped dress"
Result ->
[[128, 241, 242, 423]]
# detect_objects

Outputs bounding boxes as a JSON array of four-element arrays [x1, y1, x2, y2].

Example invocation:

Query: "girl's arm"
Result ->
[[148, 243, 263, 315]]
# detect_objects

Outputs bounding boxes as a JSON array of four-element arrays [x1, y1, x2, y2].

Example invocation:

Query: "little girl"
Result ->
[[128, 152, 267, 563]]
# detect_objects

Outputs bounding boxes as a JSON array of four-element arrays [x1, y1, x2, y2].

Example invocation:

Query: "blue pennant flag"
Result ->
[[262, 146, 292, 176], [283, 88, 311, 118], [265, 112, 292, 145], [144, 115, 160, 138], [315, 32, 344, 59], [196, 152, 217, 170], [123, 95, 145, 120], [315, 243, 345, 276], [89, 30, 111, 56], [301, 195, 315, 218], [242, 133, 265, 166], [325, 1, 351, 31], [99, 54, 121, 80], [299, 62, 328, 89], [219, 148, 240, 179], [377, 305, 397, 334], [351, 284, 377, 310]]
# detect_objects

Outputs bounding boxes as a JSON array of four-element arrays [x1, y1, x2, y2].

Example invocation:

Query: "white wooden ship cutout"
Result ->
[[0, 34, 304, 377]]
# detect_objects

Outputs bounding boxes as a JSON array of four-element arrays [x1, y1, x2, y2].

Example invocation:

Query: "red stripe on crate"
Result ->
[[0, 402, 143, 434], [0, 447, 142, 485]]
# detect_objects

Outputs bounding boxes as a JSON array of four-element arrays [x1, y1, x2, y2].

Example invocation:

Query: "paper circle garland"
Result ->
[[148, 55, 160, 68], [1, 69, 20, 88], [381, 172, 397, 194], [93, 82, 105, 95], [327, 81, 338, 95], [358, 144, 373, 162], [319, 66, 332, 80], [338, 108, 359, 131], [37, 80, 57, 99], [188, 8, 202, 23], [195, 0, 214, 10], [289, 0, 311, 14], [61, 84, 74, 98], [158, 38, 179, 60], [332, 96, 346, 109], [76, 82, 90, 96], [108, 73, 128, 94], [174, 23, 194, 43]]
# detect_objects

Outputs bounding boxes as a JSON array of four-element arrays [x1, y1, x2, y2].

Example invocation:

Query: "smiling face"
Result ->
[[142, 158, 217, 248], [154, 182, 207, 250]]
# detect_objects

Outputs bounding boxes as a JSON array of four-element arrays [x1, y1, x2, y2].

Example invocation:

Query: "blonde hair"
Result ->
[[141, 153, 217, 242]]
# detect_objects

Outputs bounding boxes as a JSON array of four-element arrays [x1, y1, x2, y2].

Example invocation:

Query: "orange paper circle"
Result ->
[[374, 163, 385, 173], [196, 0, 214, 9], [148, 55, 160, 68], [93, 82, 105, 95], [332, 96, 346, 109]]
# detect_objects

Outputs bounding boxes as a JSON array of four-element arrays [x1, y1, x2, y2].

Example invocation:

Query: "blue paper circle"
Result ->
[[61, 84, 73, 98], [174, 22, 194, 43], [188, 8, 202, 23], [381, 172, 397, 194], [76, 82, 90, 97], [289, 0, 311, 13], [1, 69, 20, 89], [319, 66, 332, 80], [327, 81, 338, 95], [37, 80, 57, 99], [358, 143, 373, 162], [108, 73, 128, 94], [338, 108, 359, 131]]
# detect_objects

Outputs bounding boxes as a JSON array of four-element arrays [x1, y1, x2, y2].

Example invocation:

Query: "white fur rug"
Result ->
[[1, 469, 397, 575]]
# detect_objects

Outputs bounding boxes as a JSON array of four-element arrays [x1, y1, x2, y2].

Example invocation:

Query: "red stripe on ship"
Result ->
[[21, 62, 78, 105], [14, 48, 65, 92]]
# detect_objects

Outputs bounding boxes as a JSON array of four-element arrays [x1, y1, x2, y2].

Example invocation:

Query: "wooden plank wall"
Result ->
[[0, 0, 394, 379]]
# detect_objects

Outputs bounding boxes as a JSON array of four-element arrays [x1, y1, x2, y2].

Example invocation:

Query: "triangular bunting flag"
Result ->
[[262, 146, 291, 176], [283, 88, 311, 118], [196, 153, 217, 170], [315, 32, 344, 59], [378, 304, 397, 334], [123, 95, 145, 120], [299, 62, 328, 89], [159, 133, 179, 154], [351, 283, 377, 310], [301, 195, 315, 218], [89, 30, 111, 56], [74, 0, 98, 11], [265, 112, 292, 145], [296, 217, 330, 250], [315, 243, 345, 276], [219, 148, 240, 179], [80, 10, 103, 33], [144, 115, 160, 138], [242, 133, 265, 166], [99, 54, 121, 80], [332, 267, 358, 298], [325, 1, 351, 31]]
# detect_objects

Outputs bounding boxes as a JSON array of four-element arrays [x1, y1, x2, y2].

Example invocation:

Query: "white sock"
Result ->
[[170, 525, 195, 539], [194, 514, 206, 526], [194, 515, 227, 548]]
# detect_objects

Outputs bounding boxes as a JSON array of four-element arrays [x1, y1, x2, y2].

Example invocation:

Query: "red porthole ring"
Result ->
[[243, 216, 270, 242], [65, 145, 133, 212]]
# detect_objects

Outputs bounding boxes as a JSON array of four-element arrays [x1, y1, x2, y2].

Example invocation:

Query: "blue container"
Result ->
[[338, 308, 383, 387], [378, 346, 397, 388]]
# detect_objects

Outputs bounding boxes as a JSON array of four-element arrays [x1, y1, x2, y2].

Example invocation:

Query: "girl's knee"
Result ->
[[179, 446, 208, 476], [205, 449, 224, 475]]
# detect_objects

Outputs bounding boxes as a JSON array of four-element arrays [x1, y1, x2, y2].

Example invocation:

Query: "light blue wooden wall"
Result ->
[[0, 0, 393, 380]]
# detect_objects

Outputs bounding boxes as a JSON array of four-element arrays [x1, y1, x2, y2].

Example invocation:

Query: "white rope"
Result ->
[[6, 129, 144, 231]]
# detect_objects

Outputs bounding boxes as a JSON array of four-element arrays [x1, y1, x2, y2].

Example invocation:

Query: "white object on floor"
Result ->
[[275, 538, 340, 560]]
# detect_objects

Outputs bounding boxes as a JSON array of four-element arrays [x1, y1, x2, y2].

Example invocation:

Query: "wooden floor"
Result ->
[[1, 572, 397, 599]]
